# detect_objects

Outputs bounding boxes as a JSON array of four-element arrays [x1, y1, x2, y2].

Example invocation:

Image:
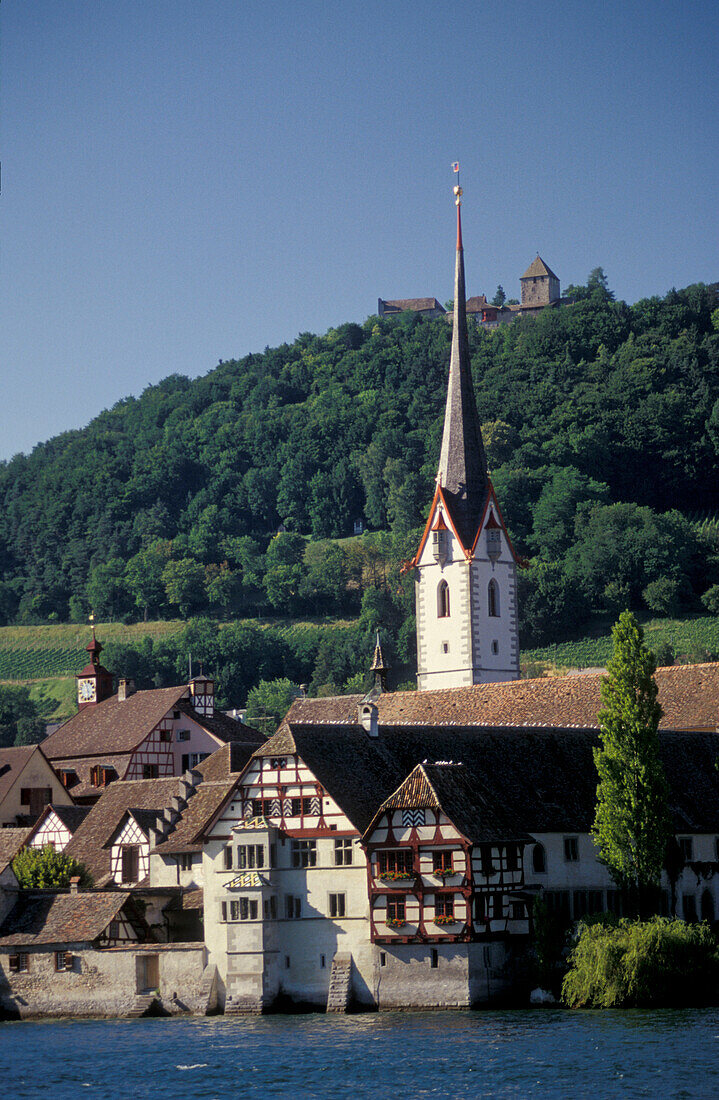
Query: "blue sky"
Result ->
[[2, 1, 717, 460]]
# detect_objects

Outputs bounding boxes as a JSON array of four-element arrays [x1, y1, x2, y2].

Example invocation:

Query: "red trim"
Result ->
[[412, 485, 473, 565], [470, 482, 520, 564], [431, 513, 448, 532]]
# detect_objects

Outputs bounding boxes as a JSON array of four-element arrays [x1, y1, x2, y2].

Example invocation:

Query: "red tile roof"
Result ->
[[0, 827, 31, 875], [43, 686, 190, 759], [285, 664, 719, 732], [0, 891, 139, 947]]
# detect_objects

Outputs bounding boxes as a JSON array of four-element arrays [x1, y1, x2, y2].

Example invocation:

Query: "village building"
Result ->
[[29, 805, 91, 851], [377, 297, 446, 319], [40, 628, 264, 802], [0, 744, 73, 828]]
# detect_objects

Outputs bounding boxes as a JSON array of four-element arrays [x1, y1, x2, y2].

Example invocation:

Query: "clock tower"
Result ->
[[76, 624, 114, 709]]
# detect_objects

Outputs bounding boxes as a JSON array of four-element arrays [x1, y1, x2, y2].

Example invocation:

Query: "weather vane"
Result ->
[[451, 161, 462, 205]]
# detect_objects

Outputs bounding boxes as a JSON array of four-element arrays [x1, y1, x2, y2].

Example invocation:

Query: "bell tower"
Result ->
[[409, 173, 520, 689], [76, 620, 114, 709]]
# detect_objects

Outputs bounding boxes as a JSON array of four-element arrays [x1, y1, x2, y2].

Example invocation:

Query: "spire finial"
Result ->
[[452, 162, 463, 248]]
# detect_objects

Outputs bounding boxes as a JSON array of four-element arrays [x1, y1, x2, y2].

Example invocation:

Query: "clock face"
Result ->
[[78, 678, 96, 702]]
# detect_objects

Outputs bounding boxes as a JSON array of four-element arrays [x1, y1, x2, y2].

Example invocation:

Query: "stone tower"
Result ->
[[409, 185, 520, 690], [520, 256, 560, 308]]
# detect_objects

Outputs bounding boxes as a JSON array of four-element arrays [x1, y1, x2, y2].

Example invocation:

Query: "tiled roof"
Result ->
[[179, 704, 264, 747], [51, 805, 92, 833], [43, 686, 190, 759], [521, 256, 558, 280], [195, 741, 264, 781], [64, 777, 179, 882], [50, 753, 133, 800], [466, 295, 495, 312], [366, 762, 532, 845], [152, 780, 238, 854], [254, 722, 719, 837], [284, 664, 719, 732], [0, 827, 31, 874], [0, 746, 42, 805], [380, 298, 445, 313], [0, 891, 136, 947]]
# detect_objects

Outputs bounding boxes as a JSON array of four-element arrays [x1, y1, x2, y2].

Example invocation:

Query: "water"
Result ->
[[2, 1009, 719, 1099]]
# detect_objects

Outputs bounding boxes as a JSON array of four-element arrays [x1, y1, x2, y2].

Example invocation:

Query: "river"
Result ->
[[2, 1008, 718, 1099]]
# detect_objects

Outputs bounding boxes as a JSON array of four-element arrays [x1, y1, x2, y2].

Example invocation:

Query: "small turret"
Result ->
[[369, 631, 390, 694]]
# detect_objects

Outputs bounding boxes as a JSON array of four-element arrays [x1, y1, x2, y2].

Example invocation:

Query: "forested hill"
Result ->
[[1, 277, 718, 640]]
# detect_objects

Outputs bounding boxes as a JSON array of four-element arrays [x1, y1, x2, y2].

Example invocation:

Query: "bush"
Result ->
[[12, 846, 93, 889], [643, 576, 686, 616], [702, 584, 719, 615], [562, 917, 719, 1008]]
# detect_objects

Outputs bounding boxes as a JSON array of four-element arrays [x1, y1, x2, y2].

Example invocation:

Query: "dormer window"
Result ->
[[486, 524, 501, 561], [431, 515, 449, 565]]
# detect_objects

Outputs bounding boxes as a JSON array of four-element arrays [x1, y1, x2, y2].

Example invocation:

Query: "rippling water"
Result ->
[[2, 1009, 719, 1099]]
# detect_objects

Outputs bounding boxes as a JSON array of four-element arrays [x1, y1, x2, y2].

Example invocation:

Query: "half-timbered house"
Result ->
[[28, 805, 91, 852], [41, 633, 264, 803], [0, 745, 73, 827]]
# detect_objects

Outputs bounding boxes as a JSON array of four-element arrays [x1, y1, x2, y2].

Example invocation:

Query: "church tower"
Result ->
[[410, 179, 520, 690]]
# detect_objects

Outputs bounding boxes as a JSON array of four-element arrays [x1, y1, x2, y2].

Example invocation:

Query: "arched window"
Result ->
[[532, 843, 546, 874], [488, 579, 500, 617], [437, 580, 450, 618]]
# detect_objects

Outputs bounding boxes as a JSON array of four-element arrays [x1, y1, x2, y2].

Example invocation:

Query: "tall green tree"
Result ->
[[592, 611, 672, 916]]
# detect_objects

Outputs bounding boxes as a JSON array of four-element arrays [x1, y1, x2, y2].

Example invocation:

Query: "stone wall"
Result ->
[[0, 943, 214, 1019]]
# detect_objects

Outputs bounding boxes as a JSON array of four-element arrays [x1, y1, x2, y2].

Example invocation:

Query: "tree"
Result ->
[[125, 540, 172, 621], [492, 285, 506, 307], [162, 558, 207, 619], [12, 846, 93, 889], [263, 533, 308, 613], [592, 612, 673, 916], [245, 678, 298, 735], [0, 685, 45, 748]]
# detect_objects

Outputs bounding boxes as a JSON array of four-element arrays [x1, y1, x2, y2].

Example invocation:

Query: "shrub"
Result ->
[[701, 584, 719, 615], [643, 576, 686, 616], [12, 846, 93, 889], [562, 917, 719, 1008]]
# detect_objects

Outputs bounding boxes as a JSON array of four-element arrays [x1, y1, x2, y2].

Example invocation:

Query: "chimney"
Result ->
[[118, 678, 136, 702], [69, 877, 80, 894]]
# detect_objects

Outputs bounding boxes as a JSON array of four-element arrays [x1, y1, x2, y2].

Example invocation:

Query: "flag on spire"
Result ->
[[451, 162, 460, 172]]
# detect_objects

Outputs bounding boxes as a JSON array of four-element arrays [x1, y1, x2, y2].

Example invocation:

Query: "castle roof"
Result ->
[[521, 256, 559, 281]]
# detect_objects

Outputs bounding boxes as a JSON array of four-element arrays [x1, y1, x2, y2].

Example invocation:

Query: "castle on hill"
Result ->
[[379, 254, 564, 327]]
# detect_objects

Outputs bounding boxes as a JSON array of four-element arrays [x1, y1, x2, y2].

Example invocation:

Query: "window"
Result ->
[[55, 951, 73, 972], [302, 796, 315, 815], [229, 899, 258, 921], [435, 895, 454, 919], [237, 845, 265, 869], [224, 846, 233, 870], [380, 952, 387, 967], [437, 580, 450, 618], [159, 728, 172, 742], [108, 921, 120, 940], [509, 901, 525, 920], [505, 845, 520, 872], [532, 843, 547, 874], [230, 900, 240, 921], [270, 757, 287, 769], [20, 787, 53, 807], [478, 844, 495, 876], [178, 854, 193, 871], [432, 851, 453, 873], [683, 893, 698, 922], [474, 894, 490, 922], [221, 901, 227, 922], [177, 729, 190, 742], [290, 797, 302, 817], [60, 770, 78, 789], [544, 891, 571, 919], [563, 837, 579, 862], [285, 956, 291, 969], [488, 579, 500, 617], [291, 839, 317, 868], [121, 845, 140, 884], [263, 896, 277, 920], [378, 850, 413, 875], [431, 949, 438, 969], [329, 893, 346, 918], [285, 895, 302, 919], [442, 642, 449, 653], [387, 898, 405, 922], [679, 837, 694, 861], [432, 527, 448, 562], [9, 953, 28, 973], [334, 838, 353, 866], [143, 764, 159, 779], [320, 954, 326, 969], [491, 640, 499, 655]]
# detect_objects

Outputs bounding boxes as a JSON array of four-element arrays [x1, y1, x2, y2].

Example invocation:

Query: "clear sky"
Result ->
[[2, 1, 717, 461]]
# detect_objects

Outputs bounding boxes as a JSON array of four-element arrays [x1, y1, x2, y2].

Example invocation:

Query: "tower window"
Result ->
[[488, 580, 500, 617], [437, 580, 450, 618], [492, 640, 499, 655]]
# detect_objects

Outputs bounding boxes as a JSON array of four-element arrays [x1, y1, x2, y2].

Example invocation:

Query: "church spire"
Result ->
[[436, 178, 489, 549]]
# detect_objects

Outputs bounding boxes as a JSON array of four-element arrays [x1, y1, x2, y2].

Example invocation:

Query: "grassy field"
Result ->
[[523, 614, 719, 672]]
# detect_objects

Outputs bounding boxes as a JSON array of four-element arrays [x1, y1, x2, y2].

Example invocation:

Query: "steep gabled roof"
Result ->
[[0, 827, 30, 875], [256, 722, 719, 837], [43, 685, 190, 759], [0, 891, 140, 947], [521, 255, 558, 280], [63, 777, 178, 882], [194, 740, 265, 781], [152, 780, 238, 854], [364, 762, 532, 845], [179, 703, 264, 747], [284, 663, 719, 732]]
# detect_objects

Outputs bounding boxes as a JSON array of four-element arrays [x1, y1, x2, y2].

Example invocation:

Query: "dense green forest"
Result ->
[[1, 273, 719, 706]]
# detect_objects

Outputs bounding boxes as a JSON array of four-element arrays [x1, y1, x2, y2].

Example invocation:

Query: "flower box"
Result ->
[[433, 867, 457, 879], [434, 915, 457, 926], [385, 918, 406, 928], [377, 871, 413, 882]]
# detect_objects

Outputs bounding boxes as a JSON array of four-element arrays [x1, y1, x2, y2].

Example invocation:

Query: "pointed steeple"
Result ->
[[369, 630, 390, 693], [436, 186, 489, 548]]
